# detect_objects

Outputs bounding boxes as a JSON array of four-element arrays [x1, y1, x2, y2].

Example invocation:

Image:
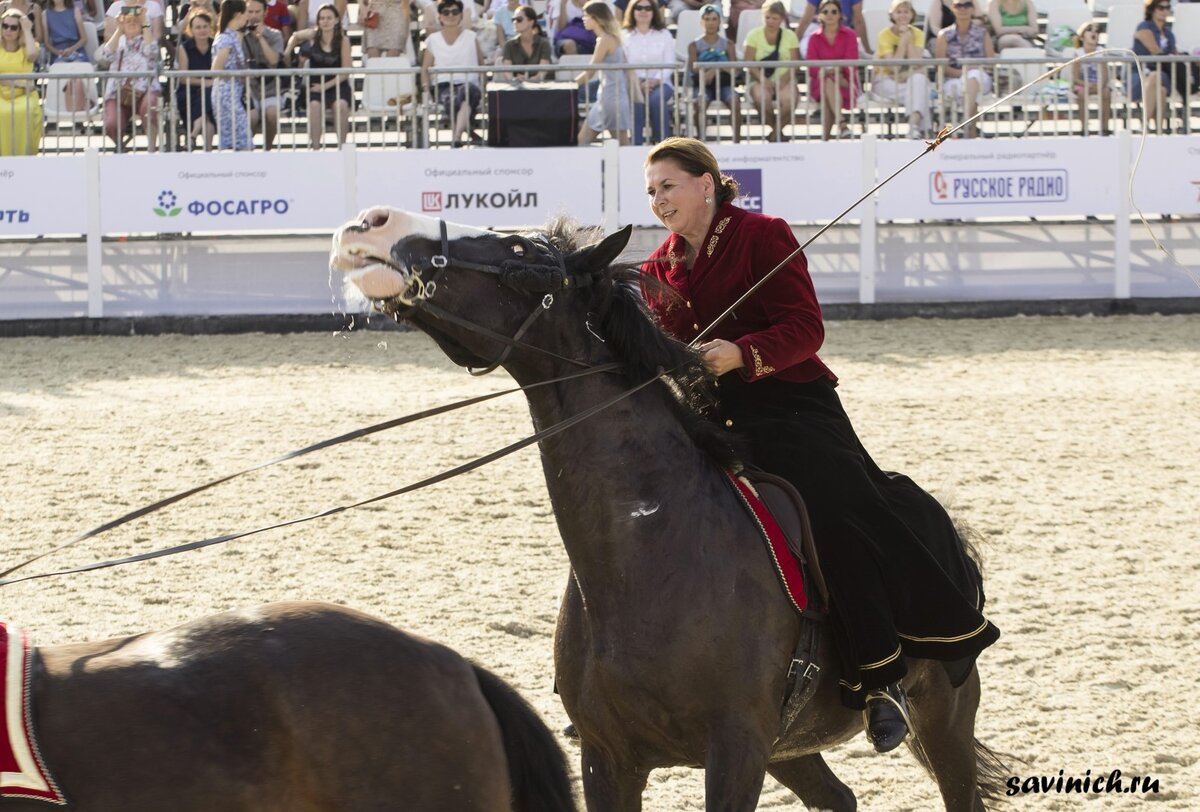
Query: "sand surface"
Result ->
[[1, 314, 1197, 810]]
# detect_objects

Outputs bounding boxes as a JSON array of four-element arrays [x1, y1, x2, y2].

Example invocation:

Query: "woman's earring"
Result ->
[[705, 196, 712, 204]]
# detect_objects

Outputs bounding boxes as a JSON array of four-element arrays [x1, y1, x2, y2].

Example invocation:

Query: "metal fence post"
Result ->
[[859, 134, 877, 305], [86, 148, 103, 319], [1115, 129, 1131, 299], [603, 138, 620, 233]]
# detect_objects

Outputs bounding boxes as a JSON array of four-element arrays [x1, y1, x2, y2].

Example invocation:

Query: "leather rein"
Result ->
[[0, 219, 662, 586]]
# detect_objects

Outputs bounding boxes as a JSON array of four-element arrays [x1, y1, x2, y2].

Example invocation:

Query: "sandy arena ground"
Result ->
[[1, 314, 1197, 810]]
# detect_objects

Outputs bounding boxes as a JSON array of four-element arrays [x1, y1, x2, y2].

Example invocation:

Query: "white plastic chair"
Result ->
[[81, 20, 100, 62], [736, 9, 763, 57], [675, 9, 703, 60], [1173, 3, 1200, 52], [41, 61, 102, 128]]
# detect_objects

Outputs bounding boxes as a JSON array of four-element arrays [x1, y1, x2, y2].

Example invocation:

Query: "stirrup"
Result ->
[[863, 682, 913, 753]]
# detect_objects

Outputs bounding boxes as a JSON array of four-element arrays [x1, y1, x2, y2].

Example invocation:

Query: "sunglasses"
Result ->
[[1, 23, 19, 30], [818, 6, 840, 12], [439, 7, 462, 15], [952, 2, 973, 7]]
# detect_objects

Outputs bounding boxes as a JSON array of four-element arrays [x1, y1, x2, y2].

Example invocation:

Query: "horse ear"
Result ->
[[565, 224, 633, 274]]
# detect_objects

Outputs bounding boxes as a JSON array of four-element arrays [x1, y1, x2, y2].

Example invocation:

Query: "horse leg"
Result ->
[[704, 727, 771, 811], [767, 754, 857, 811], [579, 743, 647, 812], [907, 662, 1004, 812]]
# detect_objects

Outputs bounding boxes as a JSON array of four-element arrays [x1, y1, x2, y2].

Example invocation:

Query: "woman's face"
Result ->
[[513, 10, 531, 32], [951, 0, 974, 19], [581, 11, 595, 31], [120, 8, 143, 32], [890, 4, 913, 26], [1150, 1, 1169, 21], [0, 16, 20, 43], [632, 1, 654, 27], [645, 157, 715, 237], [317, 7, 337, 28], [763, 9, 783, 29], [702, 11, 719, 34], [817, 4, 841, 27], [1079, 25, 1097, 47], [191, 15, 211, 37]]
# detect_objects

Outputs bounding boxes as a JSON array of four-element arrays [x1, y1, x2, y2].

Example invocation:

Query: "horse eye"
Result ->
[[511, 243, 526, 257]]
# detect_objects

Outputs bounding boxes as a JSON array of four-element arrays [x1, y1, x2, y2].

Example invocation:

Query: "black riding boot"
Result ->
[[864, 681, 911, 753]]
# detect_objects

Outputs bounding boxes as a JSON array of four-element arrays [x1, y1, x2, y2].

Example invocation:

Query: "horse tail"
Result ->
[[471, 664, 577, 812], [973, 737, 1014, 807]]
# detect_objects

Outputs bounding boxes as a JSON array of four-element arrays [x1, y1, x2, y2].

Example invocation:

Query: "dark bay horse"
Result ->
[[330, 210, 1008, 811], [4, 601, 574, 812]]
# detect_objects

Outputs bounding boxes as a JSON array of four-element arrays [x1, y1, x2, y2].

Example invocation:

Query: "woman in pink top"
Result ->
[[806, 0, 859, 140]]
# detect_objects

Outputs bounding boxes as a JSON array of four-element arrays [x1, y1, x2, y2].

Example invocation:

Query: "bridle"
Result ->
[[361, 218, 604, 376]]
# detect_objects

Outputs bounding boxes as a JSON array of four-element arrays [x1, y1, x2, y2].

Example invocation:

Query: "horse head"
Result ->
[[330, 208, 632, 376]]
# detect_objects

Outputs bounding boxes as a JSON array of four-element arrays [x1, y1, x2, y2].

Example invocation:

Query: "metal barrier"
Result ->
[[6, 53, 1197, 153]]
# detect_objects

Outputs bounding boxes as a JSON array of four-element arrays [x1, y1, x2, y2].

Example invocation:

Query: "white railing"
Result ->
[[9, 54, 1198, 154]]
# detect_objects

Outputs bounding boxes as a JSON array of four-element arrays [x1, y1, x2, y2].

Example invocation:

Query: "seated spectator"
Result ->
[[95, 4, 160, 150], [924, 0, 978, 43], [212, 0, 253, 149], [794, 0, 868, 56], [548, 0, 594, 54], [1071, 21, 1111, 136], [575, 0, 639, 144], [500, 5, 551, 80], [287, 3, 351, 147], [243, 0, 283, 149], [175, 8, 215, 149], [807, 0, 860, 139], [492, 0, 519, 40], [1131, 0, 1179, 132], [934, 0, 992, 137], [294, 0, 348, 30], [986, 0, 1036, 52], [103, 0, 162, 41], [41, 0, 85, 63], [363, 0, 409, 59], [687, 3, 740, 141], [420, 0, 484, 147], [4, 0, 44, 54], [0, 9, 41, 155], [40, 0, 88, 112], [872, 0, 930, 138], [261, 0, 293, 41], [623, 0, 674, 144], [744, 0, 799, 142]]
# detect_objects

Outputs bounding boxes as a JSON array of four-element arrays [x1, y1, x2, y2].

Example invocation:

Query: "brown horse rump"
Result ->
[[0, 625, 64, 805]]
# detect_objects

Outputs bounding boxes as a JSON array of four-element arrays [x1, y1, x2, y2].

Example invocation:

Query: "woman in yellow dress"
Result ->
[[0, 8, 43, 155]]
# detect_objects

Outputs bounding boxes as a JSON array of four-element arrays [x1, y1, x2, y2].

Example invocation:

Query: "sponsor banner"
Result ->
[[877, 137, 1119, 219], [0, 156, 88, 236], [100, 152, 346, 233], [618, 142, 866, 226], [1129, 136, 1200, 216], [357, 148, 603, 229]]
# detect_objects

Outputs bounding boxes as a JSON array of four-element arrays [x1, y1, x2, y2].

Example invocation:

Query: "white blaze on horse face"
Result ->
[[330, 208, 495, 302]]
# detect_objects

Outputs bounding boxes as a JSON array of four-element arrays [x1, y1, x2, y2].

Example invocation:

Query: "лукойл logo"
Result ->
[[154, 190, 181, 217]]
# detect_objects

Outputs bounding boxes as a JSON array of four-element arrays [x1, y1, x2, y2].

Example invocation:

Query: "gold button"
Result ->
[[692, 323, 699, 329], [686, 301, 692, 308], [725, 419, 734, 427]]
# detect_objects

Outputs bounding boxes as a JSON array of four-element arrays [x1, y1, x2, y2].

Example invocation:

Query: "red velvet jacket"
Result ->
[[641, 203, 837, 384]]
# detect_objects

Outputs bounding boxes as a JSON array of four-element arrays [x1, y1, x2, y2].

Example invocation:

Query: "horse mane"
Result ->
[[537, 217, 744, 470]]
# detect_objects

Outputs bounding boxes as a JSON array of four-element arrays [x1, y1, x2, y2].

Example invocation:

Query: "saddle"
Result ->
[[724, 469, 829, 737], [0, 624, 65, 805]]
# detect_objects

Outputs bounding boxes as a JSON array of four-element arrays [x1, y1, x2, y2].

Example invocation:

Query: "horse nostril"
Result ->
[[365, 208, 390, 229]]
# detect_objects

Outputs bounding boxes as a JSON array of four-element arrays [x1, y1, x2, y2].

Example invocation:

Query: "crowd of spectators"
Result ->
[[0, 0, 1196, 153]]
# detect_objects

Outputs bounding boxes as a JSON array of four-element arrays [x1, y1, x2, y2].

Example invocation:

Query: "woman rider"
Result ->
[[640, 137, 1000, 753]]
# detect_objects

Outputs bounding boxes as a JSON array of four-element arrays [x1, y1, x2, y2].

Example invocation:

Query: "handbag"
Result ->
[[363, 8, 380, 28]]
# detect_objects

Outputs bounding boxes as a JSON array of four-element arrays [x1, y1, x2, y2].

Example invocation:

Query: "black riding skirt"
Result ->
[[718, 375, 1000, 708]]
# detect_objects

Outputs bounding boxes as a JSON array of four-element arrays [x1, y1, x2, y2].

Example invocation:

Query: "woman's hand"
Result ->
[[699, 339, 745, 376]]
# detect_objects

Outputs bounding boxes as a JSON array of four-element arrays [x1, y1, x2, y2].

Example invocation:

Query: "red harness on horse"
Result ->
[[0, 624, 65, 805]]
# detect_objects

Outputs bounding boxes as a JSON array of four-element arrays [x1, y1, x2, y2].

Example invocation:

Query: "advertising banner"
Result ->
[[1128, 136, 1200, 216], [357, 148, 603, 229], [618, 142, 867, 226], [877, 137, 1120, 219], [0, 156, 88, 236], [99, 151, 347, 234]]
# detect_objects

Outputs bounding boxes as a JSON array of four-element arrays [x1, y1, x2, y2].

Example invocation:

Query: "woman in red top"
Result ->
[[641, 137, 999, 754], [806, 0, 861, 140]]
